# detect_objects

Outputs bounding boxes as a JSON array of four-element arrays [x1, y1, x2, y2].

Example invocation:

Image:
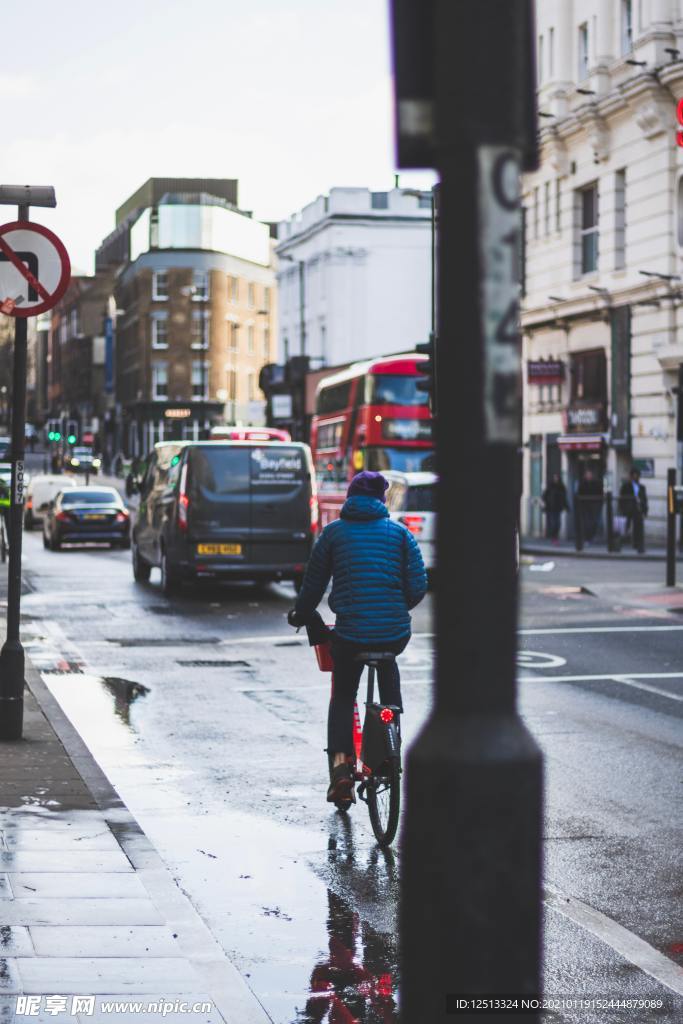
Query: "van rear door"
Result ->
[[188, 446, 252, 555], [249, 446, 311, 566]]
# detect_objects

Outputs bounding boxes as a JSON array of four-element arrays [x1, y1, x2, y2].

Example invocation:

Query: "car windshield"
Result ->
[[61, 491, 120, 506], [72, 448, 93, 458], [0, 440, 10, 460], [406, 484, 436, 512], [365, 448, 435, 473]]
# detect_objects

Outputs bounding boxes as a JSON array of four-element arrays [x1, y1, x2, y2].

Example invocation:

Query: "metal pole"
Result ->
[[606, 490, 614, 552], [574, 496, 584, 552], [398, 2, 541, 1020], [666, 468, 676, 587], [298, 261, 306, 357], [0, 202, 30, 740]]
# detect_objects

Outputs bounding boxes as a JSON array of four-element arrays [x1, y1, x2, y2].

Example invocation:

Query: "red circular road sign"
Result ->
[[0, 221, 70, 318]]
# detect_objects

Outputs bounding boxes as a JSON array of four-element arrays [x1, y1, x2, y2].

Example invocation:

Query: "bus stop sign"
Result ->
[[0, 221, 70, 318]]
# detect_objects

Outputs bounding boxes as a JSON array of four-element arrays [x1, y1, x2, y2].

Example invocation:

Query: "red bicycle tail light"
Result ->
[[380, 707, 394, 723], [399, 514, 425, 535]]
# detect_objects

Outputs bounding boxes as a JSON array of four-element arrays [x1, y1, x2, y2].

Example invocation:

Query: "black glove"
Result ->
[[287, 607, 306, 628]]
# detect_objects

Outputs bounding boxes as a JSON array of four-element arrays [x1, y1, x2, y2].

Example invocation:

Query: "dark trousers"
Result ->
[[546, 510, 561, 539], [328, 633, 408, 756], [627, 511, 645, 553]]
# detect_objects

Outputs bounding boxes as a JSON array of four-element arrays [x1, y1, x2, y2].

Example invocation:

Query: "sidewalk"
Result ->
[[522, 536, 683, 562], [0, 574, 270, 1022]]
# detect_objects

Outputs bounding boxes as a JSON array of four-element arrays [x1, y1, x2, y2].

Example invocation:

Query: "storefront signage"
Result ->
[[566, 402, 606, 432], [527, 360, 564, 384], [164, 408, 191, 419], [272, 394, 293, 420]]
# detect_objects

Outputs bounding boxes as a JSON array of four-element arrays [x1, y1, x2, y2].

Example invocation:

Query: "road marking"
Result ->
[[521, 672, 683, 702], [544, 884, 683, 998], [517, 651, 567, 669], [520, 625, 683, 635]]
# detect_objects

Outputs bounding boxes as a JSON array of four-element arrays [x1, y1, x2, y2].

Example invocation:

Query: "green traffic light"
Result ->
[[67, 434, 77, 444], [54, 432, 61, 441], [47, 431, 55, 441]]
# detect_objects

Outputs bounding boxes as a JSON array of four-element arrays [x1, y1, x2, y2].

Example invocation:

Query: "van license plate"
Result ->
[[197, 543, 242, 556]]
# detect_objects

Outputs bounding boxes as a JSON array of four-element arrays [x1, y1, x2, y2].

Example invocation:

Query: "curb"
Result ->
[[25, 659, 273, 1024], [522, 545, 683, 564]]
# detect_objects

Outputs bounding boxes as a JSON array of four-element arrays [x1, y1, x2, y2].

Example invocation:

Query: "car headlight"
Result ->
[[71, 459, 80, 466], [92, 459, 101, 468]]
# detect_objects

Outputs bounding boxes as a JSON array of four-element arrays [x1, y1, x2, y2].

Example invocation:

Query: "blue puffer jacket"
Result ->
[[294, 495, 427, 644]]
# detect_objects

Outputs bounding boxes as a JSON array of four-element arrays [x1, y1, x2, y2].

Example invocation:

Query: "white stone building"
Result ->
[[276, 187, 432, 369], [522, 0, 683, 543]]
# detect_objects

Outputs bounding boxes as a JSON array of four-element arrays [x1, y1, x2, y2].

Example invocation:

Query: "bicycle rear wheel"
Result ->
[[366, 757, 401, 846]]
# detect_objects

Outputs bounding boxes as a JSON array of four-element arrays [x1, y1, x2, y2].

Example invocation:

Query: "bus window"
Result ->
[[371, 375, 430, 406]]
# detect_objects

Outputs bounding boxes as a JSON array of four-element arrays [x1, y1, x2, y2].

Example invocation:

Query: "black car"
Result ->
[[132, 441, 318, 595], [64, 446, 101, 474], [43, 487, 131, 550]]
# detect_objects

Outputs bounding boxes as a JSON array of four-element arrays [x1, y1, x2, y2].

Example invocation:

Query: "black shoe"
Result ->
[[327, 763, 354, 803]]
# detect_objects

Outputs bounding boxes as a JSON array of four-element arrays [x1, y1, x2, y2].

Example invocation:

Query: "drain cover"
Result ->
[[177, 659, 250, 668]]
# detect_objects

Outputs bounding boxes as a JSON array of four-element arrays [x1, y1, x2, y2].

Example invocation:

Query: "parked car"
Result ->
[[0, 437, 10, 461], [64, 446, 101, 474], [25, 474, 78, 529], [384, 470, 436, 573], [42, 487, 130, 550], [132, 440, 318, 595]]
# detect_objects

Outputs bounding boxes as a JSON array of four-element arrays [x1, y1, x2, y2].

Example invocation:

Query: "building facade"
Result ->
[[522, 0, 683, 543], [96, 179, 277, 457], [276, 186, 432, 369]]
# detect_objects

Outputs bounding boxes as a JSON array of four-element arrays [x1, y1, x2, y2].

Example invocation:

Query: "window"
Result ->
[[263, 326, 270, 357], [152, 362, 168, 400], [247, 324, 255, 354], [229, 322, 239, 352], [247, 371, 256, 401], [228, 276, 239, 303], [192, 360, 209, 400], [578, 23, 589, 80], [621, 0, 633, 55], [263, 286, 271, 311], [152, 270, 168, 300], [578, 183, 599, 274], [192, 269, 209, 300], [418, 193, 432, 208], [69, 309, 79, 337], [371, 192, 389, 209], [191, 311, 209, 349], [151, 313, 168, 349], [571, 349, 606, 402], [538, 35, 544, 85], [544, 182, 551, 236], [247, 283, 255, 308], [549, 27, 555, 77], [555, 179, 561, 232], [615, 169, 626, 270], [227, 369, 237, 401]]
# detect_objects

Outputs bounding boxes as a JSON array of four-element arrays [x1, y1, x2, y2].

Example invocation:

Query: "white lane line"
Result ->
[[544, 884, 683, 998], [521, 672, 683, 702], [520, 625, 683, 635]]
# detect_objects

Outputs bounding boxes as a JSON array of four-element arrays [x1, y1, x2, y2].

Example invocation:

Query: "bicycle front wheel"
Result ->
[[366, 757, 401, 846]]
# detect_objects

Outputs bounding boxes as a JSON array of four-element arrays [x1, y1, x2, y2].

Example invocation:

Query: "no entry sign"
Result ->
[[0, 221, 70, 318]]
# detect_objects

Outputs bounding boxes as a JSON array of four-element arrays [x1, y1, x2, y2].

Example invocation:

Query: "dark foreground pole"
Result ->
[[0, 208, 29, 739], [393, 2, 542, 1021], [666, 468, 676, 588]]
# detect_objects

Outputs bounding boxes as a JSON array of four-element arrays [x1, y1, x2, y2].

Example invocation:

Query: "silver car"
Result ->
[[384, 470, 436, 572]]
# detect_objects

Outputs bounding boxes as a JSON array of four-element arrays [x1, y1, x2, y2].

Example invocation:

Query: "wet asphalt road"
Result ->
[[14, 515, 683, 1022]]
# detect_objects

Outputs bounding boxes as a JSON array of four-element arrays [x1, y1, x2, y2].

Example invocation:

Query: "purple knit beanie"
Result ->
[[347, 470, 389, 502]]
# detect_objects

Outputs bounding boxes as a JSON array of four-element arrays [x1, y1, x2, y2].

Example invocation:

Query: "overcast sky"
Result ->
[[1, 0, 435, 273]]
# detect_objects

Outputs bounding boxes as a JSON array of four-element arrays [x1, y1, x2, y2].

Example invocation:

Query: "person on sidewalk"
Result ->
[[542, 473, 568, 543], [287, 470, 427, 804], [619, 468, 648, 553], [577, 469, 603, 544]]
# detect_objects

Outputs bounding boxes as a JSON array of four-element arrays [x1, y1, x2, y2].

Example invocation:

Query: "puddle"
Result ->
[[100, 677, 150, 725]]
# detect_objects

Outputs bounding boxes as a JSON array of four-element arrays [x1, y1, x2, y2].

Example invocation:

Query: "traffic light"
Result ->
[[415, 334, 437, 413], [47, 419, 61, 443], [66, 420, 78, 445]]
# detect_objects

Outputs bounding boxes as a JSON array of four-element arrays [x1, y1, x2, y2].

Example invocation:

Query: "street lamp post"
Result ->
[[182, 283, 208, 438]]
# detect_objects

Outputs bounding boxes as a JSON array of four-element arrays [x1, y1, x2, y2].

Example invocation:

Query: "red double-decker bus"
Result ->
[[310, 353, 434, 526]]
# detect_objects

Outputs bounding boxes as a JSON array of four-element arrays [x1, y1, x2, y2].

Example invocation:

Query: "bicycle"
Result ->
[[314, 630, 402, 847]]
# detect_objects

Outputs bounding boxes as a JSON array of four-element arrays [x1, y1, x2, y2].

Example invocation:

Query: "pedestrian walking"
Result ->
[[619, 468, 648, 553], [542, 473, 568, 542], [577, 469, 603, 543]]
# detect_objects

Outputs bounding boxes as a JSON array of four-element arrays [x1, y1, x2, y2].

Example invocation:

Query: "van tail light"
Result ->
[[115, 510, 129, 523], [310, 495, 319, 534], [178, 463, 189, 532], [400, 514, 425, 535], [26, 499, 32, 510]]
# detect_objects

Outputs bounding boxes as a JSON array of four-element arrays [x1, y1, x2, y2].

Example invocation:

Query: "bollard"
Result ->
[[666, 468, 676, 587]]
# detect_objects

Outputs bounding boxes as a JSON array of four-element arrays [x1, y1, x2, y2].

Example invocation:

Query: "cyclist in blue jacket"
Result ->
[[288, 470, 427, 803]]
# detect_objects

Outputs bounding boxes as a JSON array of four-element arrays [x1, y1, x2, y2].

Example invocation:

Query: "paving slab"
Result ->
[[16, 956, 202, 994], [30, 926, 184, 957], [8, 872, 148, 899], [1, 898, 164, 927], [0, 850, 132, 872]]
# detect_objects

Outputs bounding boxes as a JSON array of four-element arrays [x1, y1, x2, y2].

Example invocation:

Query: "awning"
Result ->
[[557, 434, 605, 452]]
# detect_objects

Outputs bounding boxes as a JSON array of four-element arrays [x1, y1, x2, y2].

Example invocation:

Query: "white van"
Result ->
[[25, 474, 77, 529], [384, 470, 437, 572]]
